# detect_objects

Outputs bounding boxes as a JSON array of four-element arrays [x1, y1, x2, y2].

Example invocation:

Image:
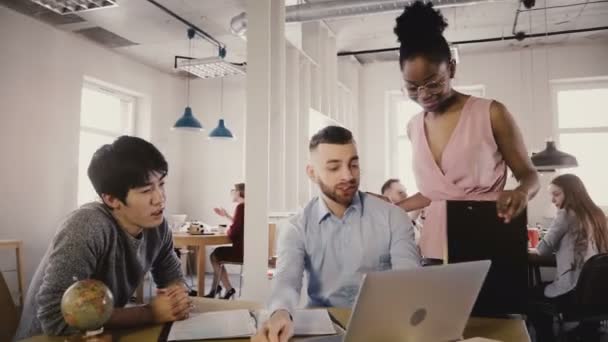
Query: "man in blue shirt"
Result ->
[[254, 126, 420, 342]]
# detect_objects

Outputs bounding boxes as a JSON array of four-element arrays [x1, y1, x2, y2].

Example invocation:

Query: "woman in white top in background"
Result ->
[[528, 173, 608, 342]]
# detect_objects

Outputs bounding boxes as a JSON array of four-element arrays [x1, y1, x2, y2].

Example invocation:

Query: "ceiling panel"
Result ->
[[4, 0, 606, 69]]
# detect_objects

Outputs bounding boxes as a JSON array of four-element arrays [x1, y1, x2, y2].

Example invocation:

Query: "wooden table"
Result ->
[[326, 308, 530, 341], [20, 298, 531, 341], [0, 240, 25, 306], [172, 233, 232, 297]]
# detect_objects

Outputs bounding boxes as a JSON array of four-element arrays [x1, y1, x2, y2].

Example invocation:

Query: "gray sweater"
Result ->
[[537, 209, 598, 298], [14, 202, 185, 340]]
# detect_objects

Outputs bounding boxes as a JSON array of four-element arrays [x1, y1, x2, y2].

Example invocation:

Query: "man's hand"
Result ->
[[251, 310, 294, 342], [151, 284, 192, 323], [497, 189, 528, 223]]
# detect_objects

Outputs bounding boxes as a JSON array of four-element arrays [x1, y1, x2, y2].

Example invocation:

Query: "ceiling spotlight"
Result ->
[[29, 0, 118, 15], [176, 56, 246, 79]]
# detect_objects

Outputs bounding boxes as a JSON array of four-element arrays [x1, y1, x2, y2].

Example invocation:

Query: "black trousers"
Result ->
[[527, 283, 599, 342]]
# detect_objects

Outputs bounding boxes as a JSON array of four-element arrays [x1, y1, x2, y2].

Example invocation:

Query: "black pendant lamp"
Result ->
[[531, 140, 578, 172]]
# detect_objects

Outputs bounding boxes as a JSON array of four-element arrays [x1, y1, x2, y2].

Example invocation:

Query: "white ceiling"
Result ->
[[5, 0, 608, 71], [321, 0, 608, 62]]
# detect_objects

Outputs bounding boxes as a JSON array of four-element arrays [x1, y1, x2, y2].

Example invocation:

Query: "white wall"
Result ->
[[178, 77, 246, 225], [0, 7, 185, 294], [180, 59, 362, 226], [359, 43, 608, 224], [178, 53, 361, 281]]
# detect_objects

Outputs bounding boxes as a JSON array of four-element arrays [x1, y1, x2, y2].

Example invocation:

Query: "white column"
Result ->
[[285, 45, 300, 211], [351, 62, 361, 140], [319, 26, 330, 116], [298, 60, 312, 207], [338, 86, 347, 127], [302, 22, 321, 112], [243, 0, 282, 300], [338, 57, 361, 138], [345, 91, 353, 130], [328, 35, 338, 120], [268, 0, 286, 213]]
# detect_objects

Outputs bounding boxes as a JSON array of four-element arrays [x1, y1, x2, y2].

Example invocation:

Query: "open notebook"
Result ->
[[168, 309, 338, 341]]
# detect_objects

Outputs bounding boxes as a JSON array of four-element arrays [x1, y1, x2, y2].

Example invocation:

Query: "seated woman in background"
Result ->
[[528, 174, 608, 342], [204, 183, 245, 299]]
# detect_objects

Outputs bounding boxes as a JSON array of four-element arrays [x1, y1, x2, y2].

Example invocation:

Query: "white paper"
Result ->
[[292, 309, 337, 336], [255, 309, 337, 337], [167, 309, 256, 341]]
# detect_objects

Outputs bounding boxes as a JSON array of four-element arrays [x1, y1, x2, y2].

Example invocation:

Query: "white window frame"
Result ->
[[77, 81, 137, 205], [551, 77, 608, 211], [386, 90, 410, 183], [80, 82, 136, 136]]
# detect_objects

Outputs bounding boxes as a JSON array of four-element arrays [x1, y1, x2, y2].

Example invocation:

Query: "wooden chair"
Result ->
[[217, 223, 279, 296], [0, 240, 25, 306], [0, 271, 19, 342]]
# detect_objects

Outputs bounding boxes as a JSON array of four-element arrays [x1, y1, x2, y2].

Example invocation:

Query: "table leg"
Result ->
[[135, 281, 144, 304], [534, 266, 542, 286], [15, 244, 25, 307], [197, 245, 206, 296]]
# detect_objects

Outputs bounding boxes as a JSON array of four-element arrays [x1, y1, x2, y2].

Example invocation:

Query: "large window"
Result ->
[[553, 79, 608, 208], [77, 82, 135, 206], [389, 86, 485, 195]]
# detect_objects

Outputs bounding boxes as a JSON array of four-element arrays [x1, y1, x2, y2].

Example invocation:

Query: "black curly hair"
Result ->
[[394, 1, 452, 67]]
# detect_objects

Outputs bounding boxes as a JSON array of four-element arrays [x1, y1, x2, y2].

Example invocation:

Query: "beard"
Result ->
[[318, 178, 359, 206]]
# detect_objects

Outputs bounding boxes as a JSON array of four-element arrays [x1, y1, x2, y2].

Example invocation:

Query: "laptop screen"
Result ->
[[446, 200, 528, 317]]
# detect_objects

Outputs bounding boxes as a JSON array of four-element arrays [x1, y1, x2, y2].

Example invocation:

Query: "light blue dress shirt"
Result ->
[[268, 191, 421, 314]]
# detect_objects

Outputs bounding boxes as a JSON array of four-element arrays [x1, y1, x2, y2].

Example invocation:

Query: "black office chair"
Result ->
[[539, 253, 608, 341]]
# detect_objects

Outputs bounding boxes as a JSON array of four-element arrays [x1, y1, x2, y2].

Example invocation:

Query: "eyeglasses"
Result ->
[[402, 74, 448, 96]]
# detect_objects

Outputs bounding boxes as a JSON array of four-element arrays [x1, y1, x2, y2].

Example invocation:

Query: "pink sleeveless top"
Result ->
[[409, 96, 507, 259]]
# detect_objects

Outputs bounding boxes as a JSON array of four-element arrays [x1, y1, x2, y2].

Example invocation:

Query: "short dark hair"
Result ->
[[381, 178, 400, 195], [88, 136, 168, 204], [234, 183, 245, 198], [309, 126, 354, 151]]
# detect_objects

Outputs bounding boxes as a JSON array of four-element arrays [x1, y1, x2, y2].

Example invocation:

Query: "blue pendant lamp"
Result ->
[[174, 106, 203, 130], [209, 78, 235, 139], [173, 29, 204, 131], [209, 119, 234, 139]]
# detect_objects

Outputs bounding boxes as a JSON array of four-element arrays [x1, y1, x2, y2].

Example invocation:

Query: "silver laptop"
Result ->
[[310, 260, 491, 342]]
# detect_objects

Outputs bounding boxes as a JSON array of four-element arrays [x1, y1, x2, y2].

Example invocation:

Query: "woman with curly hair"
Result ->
[[392, 1, 539, 264]]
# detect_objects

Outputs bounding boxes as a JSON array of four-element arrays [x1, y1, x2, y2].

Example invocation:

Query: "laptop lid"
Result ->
[[343, 260, 491, 342], [446, 200, 528, 317]]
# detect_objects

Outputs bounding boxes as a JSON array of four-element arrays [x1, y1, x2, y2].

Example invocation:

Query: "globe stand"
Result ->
[[65, 327, 112, 342]]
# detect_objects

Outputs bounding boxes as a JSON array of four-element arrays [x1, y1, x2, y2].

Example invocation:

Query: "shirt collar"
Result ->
[[317, 191, 364, 224]]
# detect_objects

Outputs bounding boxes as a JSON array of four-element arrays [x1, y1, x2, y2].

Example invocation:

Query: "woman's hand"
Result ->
[[213, 207, 229, 218], [496, 189, 528, 223]]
